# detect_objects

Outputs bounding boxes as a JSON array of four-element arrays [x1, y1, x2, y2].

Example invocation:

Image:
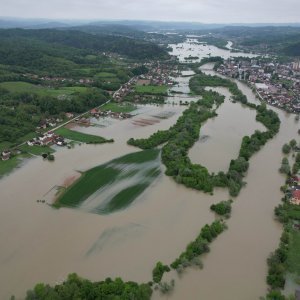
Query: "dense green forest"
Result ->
[[0, 28, 169, 61]]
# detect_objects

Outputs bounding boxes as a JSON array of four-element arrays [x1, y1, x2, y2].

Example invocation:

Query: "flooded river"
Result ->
[[0, 39, 298, 300]]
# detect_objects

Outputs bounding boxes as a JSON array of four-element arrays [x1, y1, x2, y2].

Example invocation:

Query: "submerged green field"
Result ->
[[56, 149, 161, 214], [55, 127, 111, 144]]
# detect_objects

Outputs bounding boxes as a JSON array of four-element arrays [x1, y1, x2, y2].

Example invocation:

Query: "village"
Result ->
[[216, 58, 300, 113], [1, 60, 180, 162], [113, 61, 178, 102]]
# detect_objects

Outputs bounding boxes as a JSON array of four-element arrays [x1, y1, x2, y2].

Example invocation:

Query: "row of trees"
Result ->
[[128, 92, 224, 193], [170, 220, 227, 270], [25, 273, 152, 300], [267, 230, 289, 290], [152, 262, 170, 283]]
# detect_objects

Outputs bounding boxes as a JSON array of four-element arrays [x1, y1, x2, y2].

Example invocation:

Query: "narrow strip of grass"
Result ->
[[101, 102, 136, 113], [287, 229, 300, 274], [55, 127, 111, 144], [0, 141, 13, 152], [18, 144, 55, 156]]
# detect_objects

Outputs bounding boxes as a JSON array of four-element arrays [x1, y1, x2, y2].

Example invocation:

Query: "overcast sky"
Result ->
[[1, 0, 300, 23]]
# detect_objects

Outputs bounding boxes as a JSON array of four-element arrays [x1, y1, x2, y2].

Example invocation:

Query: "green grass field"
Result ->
[[55, 127, 109, 144], [0, 82, 88, 97], [101, 102, 136, 113], [135, 85, 168, 95], [285, 204, 300, 221], [287, 229, 300, 274], [0, 141, 13, 152], [18, 144, 55, 156], [56, 149, 160, 214], [96, 72, 117, 78], [0, 154, 30, 178]]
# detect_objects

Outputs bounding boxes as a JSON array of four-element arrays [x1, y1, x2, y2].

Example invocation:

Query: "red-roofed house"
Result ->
[[90, 108, 98, 115], [291, 190, 300, 205]]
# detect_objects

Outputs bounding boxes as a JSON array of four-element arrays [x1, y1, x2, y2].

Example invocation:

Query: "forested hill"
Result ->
[[0, 28, 169, 61], [71, 24, 148, 39], [205, 26, 300, 56]]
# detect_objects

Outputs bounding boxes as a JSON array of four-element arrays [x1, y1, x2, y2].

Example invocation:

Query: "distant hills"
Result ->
[[205, 26, 300, 56], [0, 17, 300, 31], [0, 18, 299, 58]]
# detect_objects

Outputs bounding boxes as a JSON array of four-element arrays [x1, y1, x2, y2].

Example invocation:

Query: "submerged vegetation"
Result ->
[[56, 149, 160, 214], [25, 273, 152, 300], [210, 200, 233, 217], [152, 262, 170, 283], [170, 220, 227, 271]]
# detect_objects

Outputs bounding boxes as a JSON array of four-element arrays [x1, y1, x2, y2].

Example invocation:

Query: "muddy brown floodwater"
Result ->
[[0, 40, 298, 300]]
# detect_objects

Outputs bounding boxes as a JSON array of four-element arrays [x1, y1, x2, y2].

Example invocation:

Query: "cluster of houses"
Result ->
[[285, 172, 300, 207], [27, 131, 66, 147], [113, 77, 137, 102], [144, 62, 178, 86], [113, 62, 177, 102], [90, 108, 132, 119], [216, 58, 300, 113], [22, 73, 95, 85], [36, 118, 63, 131]]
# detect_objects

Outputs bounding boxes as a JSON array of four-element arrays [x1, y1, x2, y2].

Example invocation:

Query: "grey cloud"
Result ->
[[0, 0, 300, 23]]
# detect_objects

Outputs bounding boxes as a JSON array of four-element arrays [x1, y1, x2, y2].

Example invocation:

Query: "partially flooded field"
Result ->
[[57, 149, 161, 214]]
